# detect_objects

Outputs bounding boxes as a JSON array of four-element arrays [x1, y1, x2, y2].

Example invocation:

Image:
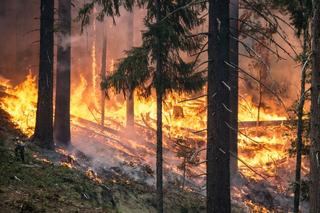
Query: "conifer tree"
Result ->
[[271, 1, 312, 212], [102, 2, 206, 211]]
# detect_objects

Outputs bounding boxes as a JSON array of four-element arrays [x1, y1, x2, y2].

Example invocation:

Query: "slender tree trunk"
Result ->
[[207, 0, 231, 212], [310, 1, 320, 212], [156, 86, 163, 213], [126, 11, 134, 128], [155, 0, 163, 212], [257, 68, 262, 126], [92, 8, 97, 107], [293, 30, 308, 213], [54, 0, 71, 146], [100, 21, 107, 127], [229, 0, 239, 177], [33, 0, 54, 149], [126, 90, 134, 127], [182, 158, 186, 190]]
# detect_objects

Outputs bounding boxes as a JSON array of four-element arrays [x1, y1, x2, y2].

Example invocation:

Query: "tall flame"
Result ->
[[0, 70, 301, 212], [0, 71, 37, 136]]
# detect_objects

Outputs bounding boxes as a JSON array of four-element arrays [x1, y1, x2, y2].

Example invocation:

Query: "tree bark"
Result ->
[[54, 0, 71, 146], [33, 0, 54, 149], [310, 1, 320, 212], [207, 0, 231, 212], [100, 21, 107, 127], [126, 10, 134, 128], [229, 0, 239, 177], [155, 0, 163, 212], [257, 67, 262, 126], [293, 30, 308, 213]]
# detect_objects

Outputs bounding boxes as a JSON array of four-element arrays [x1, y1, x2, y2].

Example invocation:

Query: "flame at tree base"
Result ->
[[0, 72, 308, 212]]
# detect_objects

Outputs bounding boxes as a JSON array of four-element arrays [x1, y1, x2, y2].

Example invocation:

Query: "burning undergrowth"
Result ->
[[0, 72, 310, 212]]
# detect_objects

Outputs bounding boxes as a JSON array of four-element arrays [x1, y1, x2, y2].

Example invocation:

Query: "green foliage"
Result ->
[[102, 47, 151, 98], [78, 0, 136, 31], [271, 0, 312, 36], [103, 0, 207, 99]]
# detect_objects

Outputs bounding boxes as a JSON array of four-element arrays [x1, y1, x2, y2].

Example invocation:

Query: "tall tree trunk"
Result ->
[[126, 11, 135, 128], [257, 68, 262, 126], [229, 0, 239, 177], [33, 0, 54, 149], [207, 0, 231, 212], [310, 1, 320, 212], [100, 21, 107, 127], [54, 0, 71, 146], [92, 8, 97, 107], [155, 0, 163, 212], [293, 30, 308, 213]]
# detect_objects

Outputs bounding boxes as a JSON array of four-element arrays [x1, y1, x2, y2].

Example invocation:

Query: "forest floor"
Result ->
[[0, 108, 246, 213]]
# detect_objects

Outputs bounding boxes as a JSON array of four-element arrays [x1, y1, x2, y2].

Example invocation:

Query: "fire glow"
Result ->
[[0, 68, 303, 212]]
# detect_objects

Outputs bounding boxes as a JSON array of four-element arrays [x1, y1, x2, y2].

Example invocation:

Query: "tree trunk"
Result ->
[[33, 0, 54, 149], [126, 10, 134, 128], [293, 30, 308, 213], [54, 0, 71, 146], [310, 1, 320, 212], [257, 68, 262, 126], [182, 158, 186, 190], [126, 90, 134, 127], [207, 0, 231, 212], [229, 0, 239, 177], [155, 0, 163, 212], [100, 21, 107, 127]]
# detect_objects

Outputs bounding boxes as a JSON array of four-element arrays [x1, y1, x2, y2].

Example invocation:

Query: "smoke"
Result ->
[[0, 0, 39, 83], [237, 14, 302, 116]]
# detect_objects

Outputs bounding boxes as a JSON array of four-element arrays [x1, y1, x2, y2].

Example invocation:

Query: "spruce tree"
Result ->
[[271, 1, 312, 212], [103, 1, 206, 211]]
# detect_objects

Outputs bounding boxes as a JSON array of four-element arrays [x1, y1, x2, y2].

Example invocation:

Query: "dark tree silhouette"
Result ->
[[154, 1, 164, 211], [207, 0, 231, 212], [101, 2, 206, 212], [310, 0, 320, 211], [270, 1, 311, 211], [100, 20, 107, 127], [54, 0, 72, 146], [229, 0, 239, 177], [33, 0, 54, 149], [126, 11, 134, 128]]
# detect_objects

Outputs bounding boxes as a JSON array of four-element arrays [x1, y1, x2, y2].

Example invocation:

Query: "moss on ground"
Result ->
[[0, 108, 245, 213]]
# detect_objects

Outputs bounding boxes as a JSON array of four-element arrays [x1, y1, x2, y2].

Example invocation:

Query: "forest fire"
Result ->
[[0, 69, 289, 144], [0, 68, 302, 211], [2, 0, 319, 211], [0, 71, 37, 136]]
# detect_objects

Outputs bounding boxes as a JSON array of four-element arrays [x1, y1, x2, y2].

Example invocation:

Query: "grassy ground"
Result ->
[[0, 109, 208, 213], [0, 108, 249, 213]]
